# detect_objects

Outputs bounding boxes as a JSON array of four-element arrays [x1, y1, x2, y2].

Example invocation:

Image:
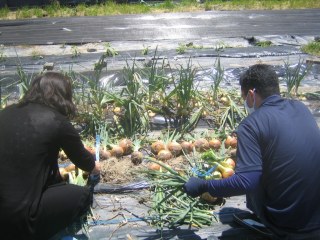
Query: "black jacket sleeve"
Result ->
[[58, 119, 95, 172]]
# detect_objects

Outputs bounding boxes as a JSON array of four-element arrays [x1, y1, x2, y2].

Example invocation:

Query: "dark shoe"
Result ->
[[233, 212, 273, 238]]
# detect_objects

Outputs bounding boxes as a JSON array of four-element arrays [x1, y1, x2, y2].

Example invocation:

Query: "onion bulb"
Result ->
[[111, 145, 124, 158], [225, 135, 237, 148], [148, 162, 161, 171], [100, 149, 112, 160], [180, 141, 193, 154], [209, 138, 221, 150], [222, 158, 236, 169], [157, 149, 173, 161], [119, 138, 133, 155], [131, 151, 144, 165], [193, 138, 209, 152], [151, 140, 165, 155], [229, 148, 237, 159], [217, 163, 235, 178], [167, 141, 182, 156]]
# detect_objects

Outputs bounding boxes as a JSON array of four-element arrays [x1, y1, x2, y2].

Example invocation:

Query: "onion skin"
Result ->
[[151, 141, 165, 155], [157, 149, 173, 161], [209, 139, 221, 150], [193, 138, 209, 152], [131, 151, 144, 165], [180, 141, 193, 154], [167, 141, 182, 156]]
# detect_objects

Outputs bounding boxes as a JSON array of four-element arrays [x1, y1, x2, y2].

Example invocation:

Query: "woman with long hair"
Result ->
[[0, 72, 100, 239]]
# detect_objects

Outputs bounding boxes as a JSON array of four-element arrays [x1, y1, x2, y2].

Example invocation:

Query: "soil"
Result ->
[[99, 154, 190, 184]]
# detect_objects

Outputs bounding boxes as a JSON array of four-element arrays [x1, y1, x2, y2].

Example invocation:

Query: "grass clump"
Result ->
[[301, 41, 320, 57], [1, 0, 320, 20]]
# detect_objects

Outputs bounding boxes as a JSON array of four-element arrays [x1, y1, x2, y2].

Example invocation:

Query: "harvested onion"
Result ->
[[209, 139, 221, 150], [119, 138, 133, 155], [157, 149, 173, 161], [131, 151, 144, 165], [151, 140, 165, 155], [167, 141, 182, 156], [180, 141, 193, 154], [111, 145, 124, 158], [193, 138, 209, 152]]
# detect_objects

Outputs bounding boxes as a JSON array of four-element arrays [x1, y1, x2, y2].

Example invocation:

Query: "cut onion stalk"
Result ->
[[193, 138, 209, 152]]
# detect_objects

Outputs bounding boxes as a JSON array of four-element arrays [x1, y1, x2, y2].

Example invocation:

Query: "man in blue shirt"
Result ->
[[184, 64, 320, 239]]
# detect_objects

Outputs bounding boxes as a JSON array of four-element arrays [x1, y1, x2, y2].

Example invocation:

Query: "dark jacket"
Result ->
[[0, 103, 95, 238]]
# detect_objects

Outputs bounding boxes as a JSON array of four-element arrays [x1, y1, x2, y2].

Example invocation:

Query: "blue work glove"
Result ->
[[183, 177, 208, 198]]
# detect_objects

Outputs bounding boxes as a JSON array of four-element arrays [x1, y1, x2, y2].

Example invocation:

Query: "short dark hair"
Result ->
[[239, 64, 280, 99], [19, 72, 76, 116]]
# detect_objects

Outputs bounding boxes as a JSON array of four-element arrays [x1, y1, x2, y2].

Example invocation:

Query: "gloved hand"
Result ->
[[183, 177, 208, 198]]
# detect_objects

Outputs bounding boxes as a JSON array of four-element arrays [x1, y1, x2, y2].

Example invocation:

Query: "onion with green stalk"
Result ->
[[131, 138, 144, 165]]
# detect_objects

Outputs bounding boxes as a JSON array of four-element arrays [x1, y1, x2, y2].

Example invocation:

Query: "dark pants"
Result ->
[[33, 183, 91, 240], [246, 187, 320, 240]]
